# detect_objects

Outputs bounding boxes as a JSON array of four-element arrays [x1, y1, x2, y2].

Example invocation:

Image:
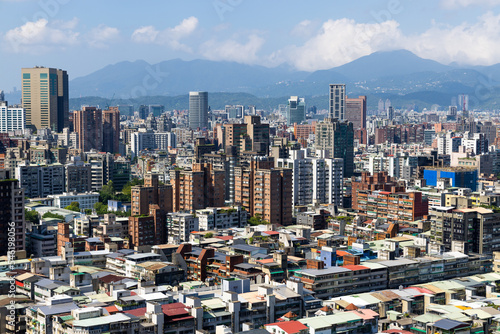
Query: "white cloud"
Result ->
[[405, 12, 500, 66], [131, 16, 198, 52], [290, 20, 320, 39], [441, 0, 500, 9], [200, 34, 265, 64], [276, 18, 402, 71], [131, 26, 158, 43], [87, 24, 120, 48], [4, 18, 79, 53], [270, 12, 500, 71]]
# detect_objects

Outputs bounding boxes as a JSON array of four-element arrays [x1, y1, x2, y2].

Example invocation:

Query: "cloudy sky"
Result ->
[[1, 0, 500, 91]]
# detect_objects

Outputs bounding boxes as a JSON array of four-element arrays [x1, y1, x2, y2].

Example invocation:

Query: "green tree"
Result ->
[[121, 178, 143, 202], [25, 209, 40, 224], [94, 202, 109, 215], [99, 180, 115, 203], [84, 209, 93, 215], [204, 232, 213, 239], [64, 201, 80, 212], [42, 212, 65, 220], [248, 214, 268, 226]]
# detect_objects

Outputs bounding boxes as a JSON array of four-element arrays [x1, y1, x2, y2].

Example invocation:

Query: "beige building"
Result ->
[[22, 67, 68, 132], [234, 157, 293, 225]]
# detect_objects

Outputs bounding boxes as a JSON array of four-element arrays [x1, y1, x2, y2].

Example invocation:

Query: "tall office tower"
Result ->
[[378, 99, 385, 114], [329, 84, 346, 120], [21, 67, 68, 132], [0, 90, 4, 101], [451, 96, 457, 107], [447, 106, 457, 121], [459, 94, 469, 112], [234, 157, 293, 226], [315, 118, 354, 177], [387, 106, 394, 120], [0, 169, 25, 255], [170, 163, 225, 213], [0, 101, 25, 132], [345, 95, 367, 130], [148, 104, 164, 116], [138, 105, 148, 119], [189, 91, 208, 129], [385, 98, 392, 110], [73, 107, 103, 152], [102, 107, 120, 153], [286, 96, 306, 126]]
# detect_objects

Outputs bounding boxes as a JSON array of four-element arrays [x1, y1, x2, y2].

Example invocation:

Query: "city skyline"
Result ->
[[2, 1, 500, 90]]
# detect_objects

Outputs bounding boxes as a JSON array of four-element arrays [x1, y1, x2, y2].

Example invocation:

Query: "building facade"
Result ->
[[21, 67, 68, 132], [189, 91, 208, 129], [315, 118, 354, 177]]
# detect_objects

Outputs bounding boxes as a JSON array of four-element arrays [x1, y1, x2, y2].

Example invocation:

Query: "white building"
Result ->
[[277, 149, 343, 207], [437, 132, 462, 155], [196, 206, 247, 231], [131, 130, 176, 157], [167, 213, 198, 244], [0, 101, 25, 132], [49, 192, 99, 210]]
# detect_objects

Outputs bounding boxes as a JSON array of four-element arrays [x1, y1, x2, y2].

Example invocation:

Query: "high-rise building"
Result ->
[[277, 149, 343, 207], [329, 84, 345, 120], [234, 157, 293, 226], [130, 131, 176, 158], [170, 163, 225, 213], [459, 94, 469, 112], [447, 106, 457, 121], [138, 105, 148, 119], [102, 107, 120, 153], [245, 115, 270, 155], [429, 206, 500, 255], [378, 99, 385, 114], [223, 115, 270, 155], [386, 106, 394, 120], [21, 67, 68, 132], [345, 95, 366, 130], [16, 163, 65, 197], [0, 90, 4, 102], [129, 174, 173, 251], [286, 96, 305, 126], [0, 169, 25, 255], [131, 173, 172, 216], [0, 101, 25, 132], [73, 107, 103, 152], [189, 91, 208, 129], [315, 118, 354, 177], [385, 99, 392, 111], [65, 158, 92, 193]]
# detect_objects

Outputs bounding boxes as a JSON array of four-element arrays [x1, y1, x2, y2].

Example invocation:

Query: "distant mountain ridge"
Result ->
[[40, 49, 500, 110]]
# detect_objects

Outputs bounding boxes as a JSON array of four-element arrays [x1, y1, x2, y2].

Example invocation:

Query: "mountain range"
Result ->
[[8, 50, 500, 111]]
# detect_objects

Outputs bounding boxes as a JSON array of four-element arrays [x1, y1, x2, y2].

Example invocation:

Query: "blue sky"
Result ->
[[1, 0, 500, 91]]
